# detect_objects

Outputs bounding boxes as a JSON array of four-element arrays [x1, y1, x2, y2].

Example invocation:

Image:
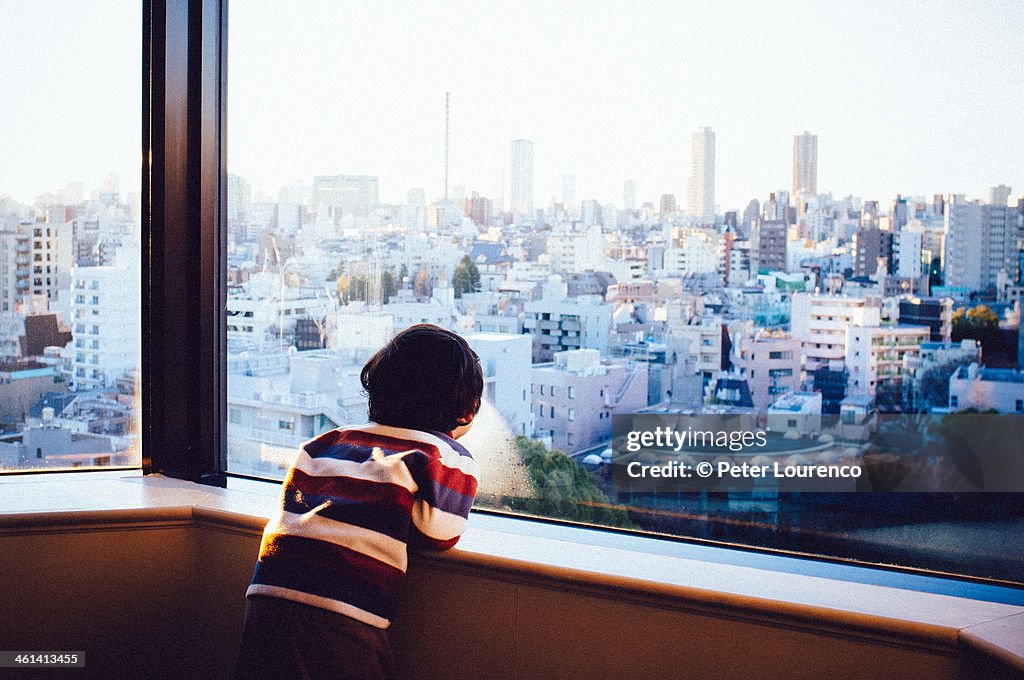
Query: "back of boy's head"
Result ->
[[360, 324, 484, 434]]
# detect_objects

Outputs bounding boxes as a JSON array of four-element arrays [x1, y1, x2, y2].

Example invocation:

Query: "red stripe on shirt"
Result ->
[[336, 430, 478, 497], [287, 468, 416, 512]]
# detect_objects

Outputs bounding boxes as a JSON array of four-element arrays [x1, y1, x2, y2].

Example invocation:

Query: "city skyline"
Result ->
[[4, 0, 1024, 606]]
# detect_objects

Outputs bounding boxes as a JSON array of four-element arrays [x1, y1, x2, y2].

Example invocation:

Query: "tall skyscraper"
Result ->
[[511, 139, 534, 217], [562, 174, 576, 213], [623, 179, 636, 211], [687, 127, 715, 223], [792, 131, 818, 202]]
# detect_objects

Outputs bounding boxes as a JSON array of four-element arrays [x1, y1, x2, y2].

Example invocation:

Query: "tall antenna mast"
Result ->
[[444, 91, 450, 201]]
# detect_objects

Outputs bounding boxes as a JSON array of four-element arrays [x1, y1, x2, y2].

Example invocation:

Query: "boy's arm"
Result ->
[[408, 450, 479, 551]]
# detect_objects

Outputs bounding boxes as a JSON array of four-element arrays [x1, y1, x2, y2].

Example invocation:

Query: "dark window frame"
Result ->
[[142, 0, 227, 486]]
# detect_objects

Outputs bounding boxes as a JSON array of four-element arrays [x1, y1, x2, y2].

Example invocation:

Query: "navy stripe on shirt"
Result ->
[[252, 534, 401, 620], [283, 488, 412, 542], [415, 478, 475, 518]]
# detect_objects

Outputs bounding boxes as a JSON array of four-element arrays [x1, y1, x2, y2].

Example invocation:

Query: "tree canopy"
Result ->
[[452, 255, 481, 298], [951, 305, 999, 335], [507, 436, 633, 528]]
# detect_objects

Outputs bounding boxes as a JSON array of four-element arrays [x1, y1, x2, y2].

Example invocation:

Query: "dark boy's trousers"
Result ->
[[235, 595, 397, 680]]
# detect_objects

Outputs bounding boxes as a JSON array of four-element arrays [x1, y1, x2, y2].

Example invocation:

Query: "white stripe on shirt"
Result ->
[[292, 448, 419, 493], [266, 508, 409, 571]]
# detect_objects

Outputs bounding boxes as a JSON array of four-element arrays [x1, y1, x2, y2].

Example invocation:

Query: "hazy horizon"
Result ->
[[2, 1, 1023, 211]]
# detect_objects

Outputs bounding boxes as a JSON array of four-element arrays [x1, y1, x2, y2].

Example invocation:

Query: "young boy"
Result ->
[[235, 324, 483, 680]]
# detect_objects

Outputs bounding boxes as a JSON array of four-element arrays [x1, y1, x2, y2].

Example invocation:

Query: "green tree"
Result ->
[[952, 305, 999, 336], [452, 255, 481, 298], [508, 436, 634, 528], [380, 269, 397, 304]]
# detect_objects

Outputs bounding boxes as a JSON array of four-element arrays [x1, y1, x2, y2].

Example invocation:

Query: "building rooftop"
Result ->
[[956, 366, 1024, 383], [769, 391, 821, 412]]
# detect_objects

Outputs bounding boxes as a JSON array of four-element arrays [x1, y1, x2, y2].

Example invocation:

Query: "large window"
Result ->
[[0, 3, 142, 472], [225, 2, 1024, 586]]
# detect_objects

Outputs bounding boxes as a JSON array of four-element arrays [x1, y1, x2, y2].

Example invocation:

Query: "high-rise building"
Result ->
[[581, 200, 602, 227], [846, 325, 931, 398], [792, 131, 818, 203], [853, 226, 894, 277], [226, 174, 252, 224], [790, 293, 881, 374], [891, 195, 909, 230], [893, 229, 924, 279], [753, 220, 788, 273], [623, 179, 636, 211], [510, 139, 534, 217], [989, 184, 1012, 206], [70, 247, 141, 391], [0, 226, 29, 316], [981, 202, 1019, 289], [561, 174, 576, 214], [943, 195, 983, 290], [687, 127, 715, 223], [469, 193, 493, 226], [943, 194, 1018, 292], [659, 194, 677, 215]]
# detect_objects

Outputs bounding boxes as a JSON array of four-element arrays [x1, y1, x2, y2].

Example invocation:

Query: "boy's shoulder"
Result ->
[[302, 423, 474, 461]]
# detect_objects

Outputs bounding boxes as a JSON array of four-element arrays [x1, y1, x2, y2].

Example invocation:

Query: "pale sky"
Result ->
[[2, 1, 1022, 212]]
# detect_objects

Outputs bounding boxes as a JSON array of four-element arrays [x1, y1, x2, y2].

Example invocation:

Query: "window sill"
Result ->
[[1, 471, 1022, 674]]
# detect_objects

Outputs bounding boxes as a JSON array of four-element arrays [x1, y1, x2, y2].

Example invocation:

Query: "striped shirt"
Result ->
[[246, 422, 480, 629]]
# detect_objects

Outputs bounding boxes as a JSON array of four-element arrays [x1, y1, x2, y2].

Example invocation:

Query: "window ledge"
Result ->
[[1, 472, 1022, 672]]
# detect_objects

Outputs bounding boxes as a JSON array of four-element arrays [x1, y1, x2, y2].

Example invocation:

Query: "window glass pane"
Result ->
[[0, 3, 141, 472], [226, 2, 1024, 586]]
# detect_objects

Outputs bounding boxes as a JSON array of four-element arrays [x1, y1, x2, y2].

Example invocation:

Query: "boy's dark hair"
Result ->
[[361, 324, 484, 434]]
